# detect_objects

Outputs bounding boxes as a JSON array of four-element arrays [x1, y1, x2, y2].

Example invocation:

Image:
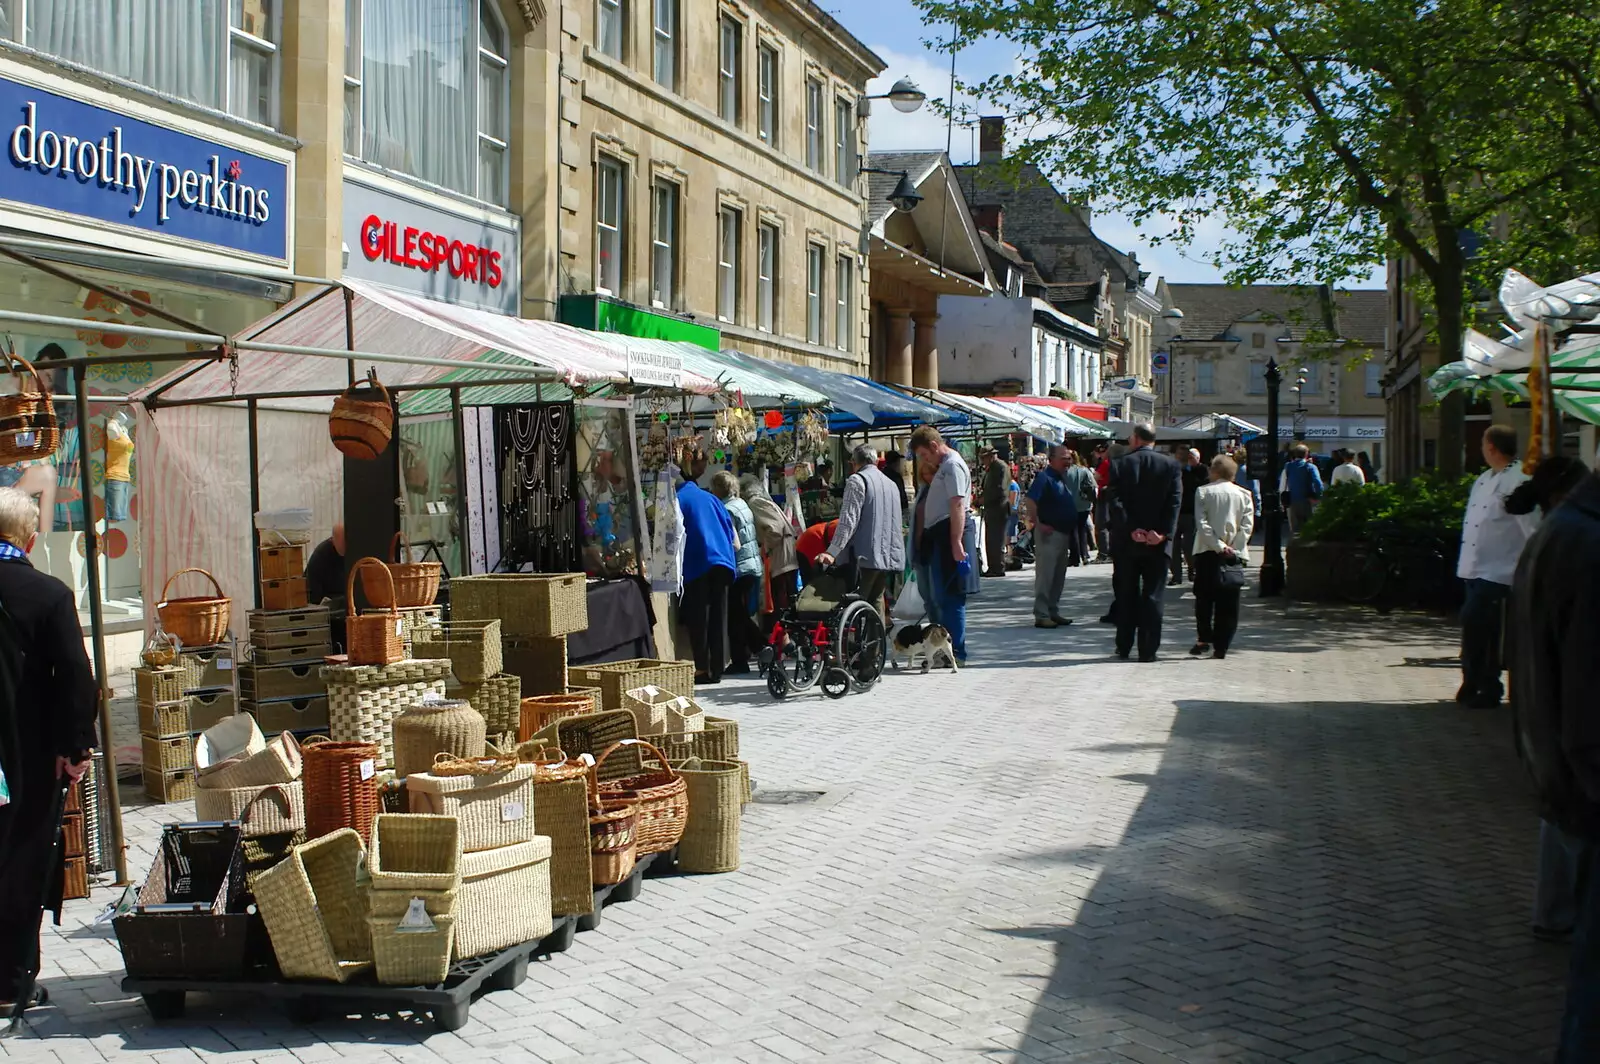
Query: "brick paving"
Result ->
[[0, 566, 1568, 1063]]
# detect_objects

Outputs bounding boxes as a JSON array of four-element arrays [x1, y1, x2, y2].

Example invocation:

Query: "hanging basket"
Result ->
[[0, 351, 61, 464], [362, 531, 442, 610], [156, 568, 232, 650], [346, 558, 404, 666], [329, 371, 394, 460]]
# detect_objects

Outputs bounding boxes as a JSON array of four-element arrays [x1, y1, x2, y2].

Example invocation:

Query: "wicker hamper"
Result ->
[[405, 759, 536, 853], [568, 659, 694, 711], [452, 837, 553, 960], [450, 573, 588, 637], [445, 672, 521, 740], [323, 658, 450, 768], [412, 620, 502, 683], [302, 740, 382, 842], [672, 759, 742, 874]]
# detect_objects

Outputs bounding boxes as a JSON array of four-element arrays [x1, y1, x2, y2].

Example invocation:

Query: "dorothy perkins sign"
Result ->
[[1, 74, 289, 261]]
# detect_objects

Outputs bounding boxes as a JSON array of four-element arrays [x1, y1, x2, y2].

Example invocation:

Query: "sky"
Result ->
[[836, 0, 1387, 290]]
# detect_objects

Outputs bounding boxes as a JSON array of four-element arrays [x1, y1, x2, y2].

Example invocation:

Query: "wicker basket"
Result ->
[[195, 781, 306, 838], [194, 715, 266, 778], [589, 787, 639, 888], [529, 768, 593, 915], [253, 829, 372, 983], [392, 700, 486, 780], [141, 734, 194, 774], [361, 532, 442, 610], [412, 620, 501, 683], [527, 710, 642, 781], [366, 883, 457, 920], [369, 814, 462, 893], [451, 573, 589, 638], [406, 759, 536, 853], [138, 699, 190, 739], [346, 559, 404, 666], [157, 568, 232, 650], [517, 693, 596, 741], [672, 759, 742, 874], [302, 740, 382, 842], [642, 716, 738, 763], [368, 913, 454, 987], [594, 740, 688, 856], [135, 666, 185, 706], [453, 838, 553, 960], [240, 830, 304, 891], [199, 729, 301, 790], [568, 659, 694, 711], [621, 685, 705, 737], [446, 672, 521, 740], [502, 636, 568, 696], [0, 351, 61, 462], [323, 658, 451, 769], [329, 371, 393, 460]]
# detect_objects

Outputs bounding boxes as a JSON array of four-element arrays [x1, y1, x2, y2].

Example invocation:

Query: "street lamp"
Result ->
[[1259, 360, 1286, 596], [858, 167, 924, 213], [1292, 367, 1308, 437], [862, 77, 928, 114]]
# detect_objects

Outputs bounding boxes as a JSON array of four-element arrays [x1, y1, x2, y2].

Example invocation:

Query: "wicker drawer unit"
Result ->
[[251, 625, 332, 651], [322, 659, 451, 769], [249, 604, 331, 632], [451, 574, 588, 638], [143, 765, 196, 803], [62, 811, 85, 858], [177, 646, 237, 693], [251, 641, 332, 665], [502, 636, 567, 696], [187, 690, 238, 733], [141, 734, 194, 775], [138, 699, 190, 739], [250, 696, 330, 735], [135, 666, 185, 706], [567, 659, 694, 711], [62, 855, 89, 900], [240, 662, 325, 702], [261, 577, 309, 612]]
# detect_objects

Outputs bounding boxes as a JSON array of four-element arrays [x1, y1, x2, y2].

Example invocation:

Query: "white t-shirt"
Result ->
[[1331, 463, 1366, 486], [923, 451, 971, 528]]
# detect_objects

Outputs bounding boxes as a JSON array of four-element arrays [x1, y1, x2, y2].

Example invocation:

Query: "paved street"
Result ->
[[3, 566, 1567, 1064]]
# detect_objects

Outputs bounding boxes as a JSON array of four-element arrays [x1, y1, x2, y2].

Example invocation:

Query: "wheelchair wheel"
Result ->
[[821, 668, 851, 699], [834, 600, 887, 693], [768, 629, 820, 698]]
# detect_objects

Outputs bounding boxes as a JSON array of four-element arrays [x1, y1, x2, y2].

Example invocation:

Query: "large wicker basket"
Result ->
[[391, 700, 486, 780], [588, 781, 639, 888], [594, 740, 688, 856], [368, 814, 462, 893], [406, 758, 536, 853], [518, 693, 596, 742], [346, 559, 403, 666], [453, 837, 553, 960], [672, 758, 742, 874], [0, 351, 61, 463], [157, 568, 232, 650], [413, 620, 501, 683], [361, 532, 442, 610], [302, 739, 382, 842], [568, 659, 694, 711], [526, 710, 642, 781], [451, 573, 589, 637], [528, 764, 593, 915], [324, 658, 452, 768], [329, 371, 393, 460], [446, 672, 521, 741], [252, 829, 372, 983]]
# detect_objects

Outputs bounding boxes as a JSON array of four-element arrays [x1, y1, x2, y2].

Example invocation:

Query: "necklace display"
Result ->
[[496, 402, 577, 572]]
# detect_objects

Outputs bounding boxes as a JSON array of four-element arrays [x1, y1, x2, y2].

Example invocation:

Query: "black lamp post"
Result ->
[[1259, 359, 1286, 597]]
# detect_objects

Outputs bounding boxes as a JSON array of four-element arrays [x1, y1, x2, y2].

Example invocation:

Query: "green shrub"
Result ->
[[1298, 473, 1475, 543]]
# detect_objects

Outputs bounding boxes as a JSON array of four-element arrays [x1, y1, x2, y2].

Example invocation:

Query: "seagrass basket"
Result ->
[[329, 371, 393, 460]]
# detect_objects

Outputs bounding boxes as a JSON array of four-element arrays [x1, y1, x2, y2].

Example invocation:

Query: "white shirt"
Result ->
[[1457, 464, 1538, 585], [1331, 463, 1366, 486]]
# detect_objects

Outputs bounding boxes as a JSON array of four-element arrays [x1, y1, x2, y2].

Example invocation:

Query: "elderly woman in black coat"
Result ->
[[0, 486, 97, 1009]]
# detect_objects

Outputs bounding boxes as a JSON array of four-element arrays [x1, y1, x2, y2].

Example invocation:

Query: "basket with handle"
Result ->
[[198, 728, 301, 790], [517, 693, 596, 741], [587, 771, 639, 888], [593, 739, 688, 856], [302, 738, 382, 842], [252, 828, 372, 983], [156, 568, 232, 650], [194, 780, 306, 838], [0, 350, 61, 463], [526, 710, 642, 781], [346, 559, 404, 666], [329, 370, 393, 460], [362, 531, 442, 610], [670, 758, 742, 874]]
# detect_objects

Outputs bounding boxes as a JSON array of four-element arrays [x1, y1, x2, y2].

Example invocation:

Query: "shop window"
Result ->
[[1247, 361, 1267, 395], [1196, 359, 1216, 395], [595, 156, 626, 295], [717, 206, 741, 324], [717, 15, 741, 125], [756, 43, 778, 146], [651, 178, 679, 309], [347, 0, 511, 205], [756, 222, 777, 333], [805, 78, 825, 175], [13, 0, 279, 127], [575, 403, 639, 576], [834, 254, 852, 353], [806, 243, 825, 344], [834, 97, 855, 184], [652, 0, 676, 90], [597, 0, 623, 60]]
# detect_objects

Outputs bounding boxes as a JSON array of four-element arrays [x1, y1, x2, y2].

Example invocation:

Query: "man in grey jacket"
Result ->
[[817, 445, 906, 615]]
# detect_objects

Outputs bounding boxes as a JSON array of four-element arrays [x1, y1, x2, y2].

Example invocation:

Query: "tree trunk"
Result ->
[[1433, 261, 1466, 477]]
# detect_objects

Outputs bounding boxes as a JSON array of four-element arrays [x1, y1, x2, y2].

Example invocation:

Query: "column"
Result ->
[[913, 312, 939, 390], [281, 0, 346, 285], [885, 308, 913, 386]]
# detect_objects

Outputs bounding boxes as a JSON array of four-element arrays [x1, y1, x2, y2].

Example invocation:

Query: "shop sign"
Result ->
[[627, 347, 685, 388], [2, 75, 290, 261], [559, 293, 721, 351], [1349, 424, 1386, 439], [1273, 420, 1386, 440], [342, 175, 520, 315]]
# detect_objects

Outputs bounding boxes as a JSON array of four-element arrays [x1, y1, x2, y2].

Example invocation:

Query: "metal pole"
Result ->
[[247, 399, 262, 606], [73, 366, 128, 885], [1259, 359, 1285, 597], [344, 287, 357, 388], [451, 386, 469, 578]]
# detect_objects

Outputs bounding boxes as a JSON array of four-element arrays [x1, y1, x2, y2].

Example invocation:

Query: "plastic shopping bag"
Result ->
[[893, 575, 925, 622]]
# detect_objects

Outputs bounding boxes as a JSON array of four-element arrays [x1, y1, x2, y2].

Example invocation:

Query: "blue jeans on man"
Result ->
[[921, 525, 968, 662]]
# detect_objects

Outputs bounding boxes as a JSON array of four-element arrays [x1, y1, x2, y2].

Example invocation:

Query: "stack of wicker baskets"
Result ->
[[366, 814, 461, 985], [453, 573, 588, 699]]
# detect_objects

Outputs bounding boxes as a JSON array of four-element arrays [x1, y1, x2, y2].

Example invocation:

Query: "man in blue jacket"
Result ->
[[676, 448, 737, 684], [1280, 444, 1325, 535]]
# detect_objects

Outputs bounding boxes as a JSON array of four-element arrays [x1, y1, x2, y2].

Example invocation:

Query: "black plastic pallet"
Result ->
[[571, 847, 675, 932], [121, 917, 578, 1032]]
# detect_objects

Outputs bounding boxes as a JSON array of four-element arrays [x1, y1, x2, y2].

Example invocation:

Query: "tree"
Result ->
[[918, 0, 1600, 473]]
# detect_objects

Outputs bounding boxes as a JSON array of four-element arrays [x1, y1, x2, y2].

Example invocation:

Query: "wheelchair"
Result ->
[[760, 563, 887, 700]]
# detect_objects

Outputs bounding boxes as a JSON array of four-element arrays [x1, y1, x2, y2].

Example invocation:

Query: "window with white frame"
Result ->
[[805, 78, 825, 174], [1195, 359, 1216, 394], [834, 97, 854, 184], [806, 243, 825, 344], [651, 179, 679, 308], [346, 0, 511, 205], [834, 254, 853, 352], [597, 0, 623, 60], [595, 156, 626, 296], [1364, 359, 1384, 396], [6, 0, 280, 126], [653, 0, 676, 89], [718, 16, 741, 124], [756, 43, 778, 146], [717, 207, 741, 323], [757, 222, 777, 333]]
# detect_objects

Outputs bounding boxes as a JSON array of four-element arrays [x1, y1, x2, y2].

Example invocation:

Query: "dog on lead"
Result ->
[[889, 621, 958, 673]]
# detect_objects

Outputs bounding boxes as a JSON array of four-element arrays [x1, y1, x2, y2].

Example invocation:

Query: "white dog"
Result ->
[[889, 622, 958, 673]]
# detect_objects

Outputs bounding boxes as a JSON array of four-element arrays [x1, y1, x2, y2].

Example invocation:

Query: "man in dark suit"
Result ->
[[1108, 424, 1182, 661]]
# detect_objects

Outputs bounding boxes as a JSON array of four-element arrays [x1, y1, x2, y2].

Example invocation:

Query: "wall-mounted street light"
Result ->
[[861, 77, 928, 115], [859, 167, 924, 213]]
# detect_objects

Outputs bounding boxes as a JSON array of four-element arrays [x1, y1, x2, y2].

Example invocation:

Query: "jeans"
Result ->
[[1112, 546, 1169, 660], [680, 567, 731, 681], [1170, 513, 1196, 581], [923, 528, 968, 660], [1033, 525, 1072, 622], [727, 573, 765, 669], [105, 478, 131, 522], [1536, 819, 1592, 933], [1558, 840, 1600, 1061], [1460, 577, 1510, 703], [912, 562, 941, 625], [1191, 551, 1241, 653]]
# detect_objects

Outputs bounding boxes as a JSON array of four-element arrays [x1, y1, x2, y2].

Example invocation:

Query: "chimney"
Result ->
[[978, 116, 1005, 164], [972, 204, 1003, 243]]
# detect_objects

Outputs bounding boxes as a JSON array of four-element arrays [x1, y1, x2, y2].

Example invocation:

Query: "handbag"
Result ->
[[1215, 557, 1247, 590]]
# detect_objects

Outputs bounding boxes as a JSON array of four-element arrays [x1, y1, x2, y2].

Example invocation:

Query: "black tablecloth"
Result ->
[[567, 577, 657, 665]]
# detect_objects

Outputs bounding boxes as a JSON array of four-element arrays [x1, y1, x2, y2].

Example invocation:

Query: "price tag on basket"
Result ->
[[395, 897, 437, 934], [501, 800, 525, 822], [218, 656, 234, 670], [359, 759, 376, 781]]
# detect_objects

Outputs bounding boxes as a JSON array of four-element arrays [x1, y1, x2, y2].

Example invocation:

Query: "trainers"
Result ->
[[1034, 618, 1059, 629], [1050, 616, 1074, 627]]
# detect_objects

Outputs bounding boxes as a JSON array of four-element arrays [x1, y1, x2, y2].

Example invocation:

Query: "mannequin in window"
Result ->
[[104, 411, 134, 522]]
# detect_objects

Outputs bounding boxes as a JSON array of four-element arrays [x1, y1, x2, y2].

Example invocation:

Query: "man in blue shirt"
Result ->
[[1279, 443, 1325, 536], [676, 448, 737, 684], [1024, 445, 1078, 629]]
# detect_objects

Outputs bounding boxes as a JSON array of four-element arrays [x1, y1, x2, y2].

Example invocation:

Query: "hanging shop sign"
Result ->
[[342, 174, 521, 315], [1, 73, 290, 262]]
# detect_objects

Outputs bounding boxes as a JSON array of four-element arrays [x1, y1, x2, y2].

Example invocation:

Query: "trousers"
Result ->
[[922, 526, 968, 660], [1558, 841, 1600, 1061], [1112, 546, 1169, 660], [1033, 526, 1072, 622], [680, 567, 731, 681], [982, 508, 1009, 574], [1536, 819, 1592, 934], [1170, 513, 1196, 581], [1191, 551, 1241, 653], [727, 573, 765, 669], [1459, 577, 1509, 702]]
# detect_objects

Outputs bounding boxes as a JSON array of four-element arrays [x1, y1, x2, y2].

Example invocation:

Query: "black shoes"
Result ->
[[1050, 616, 1074, 627], [1099, 614, 1115, 624], [1189, 643, 1211, 656]]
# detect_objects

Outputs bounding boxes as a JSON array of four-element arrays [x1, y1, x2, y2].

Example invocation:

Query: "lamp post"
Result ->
[[857, 167, 924, 213], [1259, 359, 1286, 597], [1292, 366, 1308, 438]]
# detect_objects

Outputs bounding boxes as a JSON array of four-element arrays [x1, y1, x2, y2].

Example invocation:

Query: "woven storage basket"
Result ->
[[362, 532, 442, 610], [392, 700, 486, 780], [406, 759, 536, 853], [528, 767, 592, 915], [588, 789, 639, 887], [568, 659, 694, 711], [135, 667, 185, 706], [671, 759, 742, 874], [446, 673, 521, 740], [413, 620, 501, 683], [253, 829, 372, 983], [368, 913, 453, 987], [368, 814, 462, 893], [195, 781, 306, 838], [157, 568, 232, 650], [194, 715, 266, 777], [240, 829, 303, 891], [141, 734, 193, 774], [527, 710, 642, 781], [199, 729, 301, 790], [502, 636, 568, 696], [346, 559, 404, 666], [594, 740, 688, 856], [450, 573, 588, 638], [138, 699, 190, 740], [302, 740, 382, 842], [452, 837, 553, 960], [517, 693, 596, 741], [329, 371, 393, 460], [188, 690, 238, 734], [323, 658, 450, 769], [175, 645, 236, 693], [0, 351, 61, 462], [367, 883, 457, 920], [621, 685, 705, 737]]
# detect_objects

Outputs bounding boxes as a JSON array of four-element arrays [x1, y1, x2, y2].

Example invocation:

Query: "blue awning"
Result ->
[[720, 350, 964, 429]]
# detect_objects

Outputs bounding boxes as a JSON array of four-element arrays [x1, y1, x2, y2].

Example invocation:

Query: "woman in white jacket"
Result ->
[[1192, 453, 1256, 659]]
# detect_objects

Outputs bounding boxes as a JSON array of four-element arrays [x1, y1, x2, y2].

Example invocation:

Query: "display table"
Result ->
[[568, 578, 656, 665]]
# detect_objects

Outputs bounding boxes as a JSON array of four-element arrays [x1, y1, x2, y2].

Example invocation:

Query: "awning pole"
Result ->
[[343, 287, 357, 388], [451, 387, 469, 575], [248, 399, 262, 605], [74, 365, 128, 886]]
